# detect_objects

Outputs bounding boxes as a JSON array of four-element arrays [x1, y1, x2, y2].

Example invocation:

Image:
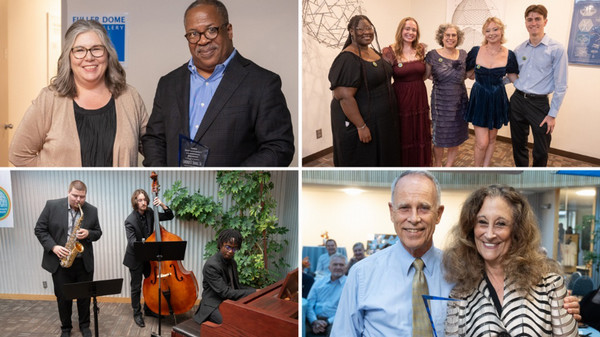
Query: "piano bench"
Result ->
[[171, 318, 201, 337]]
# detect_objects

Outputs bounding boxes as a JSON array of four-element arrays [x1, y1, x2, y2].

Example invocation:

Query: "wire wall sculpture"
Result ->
[[450, 0, 500, 51], [303, 0, 364, 49]]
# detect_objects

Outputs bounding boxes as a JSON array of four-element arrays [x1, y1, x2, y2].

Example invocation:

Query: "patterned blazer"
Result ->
[[445, 273, 578, 337]]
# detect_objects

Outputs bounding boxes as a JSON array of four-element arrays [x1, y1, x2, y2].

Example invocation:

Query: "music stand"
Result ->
[[134, 241, 188, 337], [63, 278, 123, 337]]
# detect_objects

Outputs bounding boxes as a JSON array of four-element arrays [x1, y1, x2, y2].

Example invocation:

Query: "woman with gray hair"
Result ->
[[9, 19, 147, 167], [424, 23, 469, 167]]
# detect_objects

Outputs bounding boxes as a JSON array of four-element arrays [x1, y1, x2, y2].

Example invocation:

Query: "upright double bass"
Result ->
[[143, 172, 199, 316]]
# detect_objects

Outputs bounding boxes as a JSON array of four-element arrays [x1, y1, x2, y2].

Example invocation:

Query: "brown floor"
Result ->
[[304, 133, 599, 167], [0, 299, 197, 337]]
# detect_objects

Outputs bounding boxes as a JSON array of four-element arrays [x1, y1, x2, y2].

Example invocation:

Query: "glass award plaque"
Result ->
[[178, 134, 209, 167]]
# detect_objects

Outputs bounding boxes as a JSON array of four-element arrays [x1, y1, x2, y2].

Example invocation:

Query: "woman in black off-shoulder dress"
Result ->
[[328, 15, 401, 167]]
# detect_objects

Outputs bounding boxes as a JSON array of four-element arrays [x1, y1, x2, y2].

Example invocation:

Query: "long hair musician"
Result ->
[[122, 189, 174, 328]]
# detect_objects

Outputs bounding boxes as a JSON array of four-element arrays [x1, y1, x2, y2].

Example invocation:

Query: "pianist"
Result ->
[[193, 229, 256, 324]]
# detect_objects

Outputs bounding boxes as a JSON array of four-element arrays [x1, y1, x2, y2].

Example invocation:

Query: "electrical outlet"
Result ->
[[43, 281, 47, 289], [316, 129, 322, 139]]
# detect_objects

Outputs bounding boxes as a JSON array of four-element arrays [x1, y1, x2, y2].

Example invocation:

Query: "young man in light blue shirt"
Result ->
[[510, 4, 568, 167]]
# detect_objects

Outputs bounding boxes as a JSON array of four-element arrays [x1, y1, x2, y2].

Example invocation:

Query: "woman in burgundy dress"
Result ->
[[383, 17, 432, 167]]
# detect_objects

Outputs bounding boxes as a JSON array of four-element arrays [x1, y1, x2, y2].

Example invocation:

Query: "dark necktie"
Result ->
[[228, 264, 236, 289], [412, 258, 433, 336]]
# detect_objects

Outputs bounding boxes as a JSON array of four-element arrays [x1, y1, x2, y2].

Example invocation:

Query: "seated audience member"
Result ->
[[443, 185, 578, 336], [345, 242, 366, 275], [306, 254, 347, 337], [315, 239, 337, 278], [302, 256, 315, 298], [581, 286, 600, 331], [193, 229, 256, 324]]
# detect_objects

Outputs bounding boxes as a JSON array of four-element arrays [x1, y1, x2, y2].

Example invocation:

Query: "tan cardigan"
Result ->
[[9, 85, 148, 167]]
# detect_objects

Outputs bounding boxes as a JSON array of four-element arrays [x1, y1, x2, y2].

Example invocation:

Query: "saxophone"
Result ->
[[60, 204, 85, 268]]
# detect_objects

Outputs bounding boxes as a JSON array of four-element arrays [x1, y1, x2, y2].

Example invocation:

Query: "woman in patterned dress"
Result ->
[[424, 24, 469, 167], [442, 185, 578, 337]]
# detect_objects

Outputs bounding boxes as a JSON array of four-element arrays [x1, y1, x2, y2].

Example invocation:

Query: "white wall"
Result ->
[[302, 0, 600, 162], [5, 0, 299, 167]]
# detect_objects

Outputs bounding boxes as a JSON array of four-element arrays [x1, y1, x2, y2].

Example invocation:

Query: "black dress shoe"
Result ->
[[81, 327, 92, 337], [144, 309, 164, 318], [60, 331, 70, 337], [134, 314, 146, 327]]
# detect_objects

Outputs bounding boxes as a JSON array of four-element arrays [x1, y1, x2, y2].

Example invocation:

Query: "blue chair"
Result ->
[[567, 272, 582, 290], [572, 276, 595, 296]]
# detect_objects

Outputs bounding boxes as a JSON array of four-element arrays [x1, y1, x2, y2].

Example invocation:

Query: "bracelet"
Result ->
[[358, 123, 367, 130]]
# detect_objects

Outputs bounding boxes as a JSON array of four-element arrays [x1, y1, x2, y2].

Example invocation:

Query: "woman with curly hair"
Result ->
[[383, 17, 431, 166], [443, 185, 578, 336], [424, 24, 469, 167]]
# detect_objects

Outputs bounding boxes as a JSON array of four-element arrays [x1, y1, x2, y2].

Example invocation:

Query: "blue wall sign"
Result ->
[[71, 14, 127, 63]]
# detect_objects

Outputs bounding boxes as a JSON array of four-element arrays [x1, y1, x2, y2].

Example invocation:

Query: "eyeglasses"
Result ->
[[71, 45, 106, 59], [224, 244, 238, 252], [355, 25, 374, 33], [185, 23, 228, 43]]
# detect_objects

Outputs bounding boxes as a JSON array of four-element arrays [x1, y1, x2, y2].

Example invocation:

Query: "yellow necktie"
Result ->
[[412, 258, 433, 337]]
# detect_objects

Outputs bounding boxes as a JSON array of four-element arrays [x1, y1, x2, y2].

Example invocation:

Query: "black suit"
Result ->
[[142, 51, 295, 167], [34, 198, 102, 333], [122, 207, 174, 316], [193, 252, 255, 324]]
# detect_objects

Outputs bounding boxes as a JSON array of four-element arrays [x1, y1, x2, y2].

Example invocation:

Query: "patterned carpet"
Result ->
[[0, 299, 197, 337], [304, 133, 599, 167]]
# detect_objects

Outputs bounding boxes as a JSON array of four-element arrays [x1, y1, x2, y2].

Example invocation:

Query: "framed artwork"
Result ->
[[567, 0, 600, 66]]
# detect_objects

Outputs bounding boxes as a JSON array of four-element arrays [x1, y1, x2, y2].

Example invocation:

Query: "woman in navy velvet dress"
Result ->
[[465, 17, 518, 167]]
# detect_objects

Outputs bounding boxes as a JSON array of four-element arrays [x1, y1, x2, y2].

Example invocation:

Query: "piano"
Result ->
[[171, 268, 299, 337]]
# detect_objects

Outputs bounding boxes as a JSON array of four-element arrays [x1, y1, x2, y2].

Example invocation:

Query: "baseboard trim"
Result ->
[[0, 293, 129, 303], [493, 134, 600, 166], [0, 294, 202, 306], [302, 147, 333, 165]]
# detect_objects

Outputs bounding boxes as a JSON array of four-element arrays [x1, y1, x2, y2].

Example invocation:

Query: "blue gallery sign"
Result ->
[[71, 14, 127, 63]]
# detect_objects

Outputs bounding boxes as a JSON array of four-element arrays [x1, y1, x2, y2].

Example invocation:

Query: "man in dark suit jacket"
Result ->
[[122, 189, 174, 328], [142, 0, 294, 167], [193, 229, 256, 324], [34, 180, 102, 337]]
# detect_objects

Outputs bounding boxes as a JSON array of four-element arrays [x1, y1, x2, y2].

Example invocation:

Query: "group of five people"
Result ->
[[329, 4, 567, 167]]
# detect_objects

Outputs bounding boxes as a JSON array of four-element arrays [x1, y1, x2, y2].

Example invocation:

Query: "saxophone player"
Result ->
[[34, 180, 102, 337]]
